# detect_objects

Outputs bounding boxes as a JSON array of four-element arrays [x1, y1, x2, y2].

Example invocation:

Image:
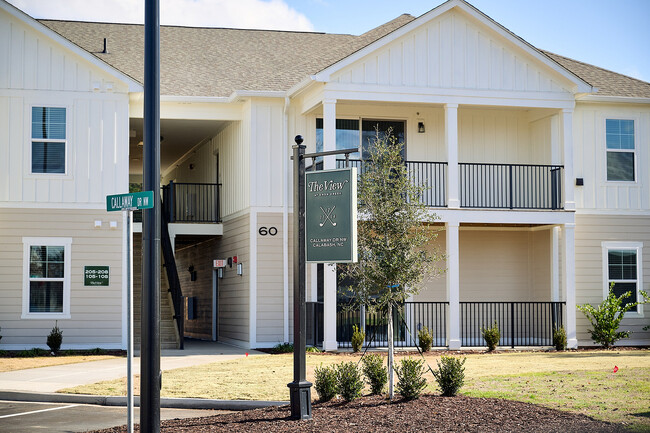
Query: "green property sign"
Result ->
[[306, 167, 357, 263], [106, 191, 154, 212], [84, 266, 110, 286]]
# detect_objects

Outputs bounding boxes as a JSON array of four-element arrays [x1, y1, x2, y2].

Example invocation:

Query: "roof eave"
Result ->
[[576, 94, 650, 104]]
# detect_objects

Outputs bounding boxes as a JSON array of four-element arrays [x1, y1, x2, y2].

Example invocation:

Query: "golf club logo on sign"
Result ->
[[305, 168, 357, 263]]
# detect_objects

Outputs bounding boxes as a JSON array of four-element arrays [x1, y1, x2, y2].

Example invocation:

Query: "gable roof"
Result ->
[[36, 6, 649, 99]]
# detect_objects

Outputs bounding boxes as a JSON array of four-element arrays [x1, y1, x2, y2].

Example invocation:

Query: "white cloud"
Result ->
[[6, 0, 314, 31]]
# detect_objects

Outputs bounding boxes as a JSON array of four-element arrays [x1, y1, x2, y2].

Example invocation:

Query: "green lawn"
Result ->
[[60, 349, 650, 431]]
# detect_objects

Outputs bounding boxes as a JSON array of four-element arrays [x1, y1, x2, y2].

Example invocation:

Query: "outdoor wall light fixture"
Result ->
[[188, 265, 197, 281], [237, 263, 243, 276], [418, 121, 425, 133], [218, 267, 224, 279]]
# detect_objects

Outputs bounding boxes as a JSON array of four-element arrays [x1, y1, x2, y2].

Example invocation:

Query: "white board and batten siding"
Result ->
[[329, 9, 574, 100], [573, 103, 650, 211]]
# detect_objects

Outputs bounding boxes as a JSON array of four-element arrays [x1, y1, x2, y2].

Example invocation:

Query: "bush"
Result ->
[[306, 346, 321, 353], [417, 326, 433, 353], [481, 322, 500, 352], [337, 361, 364, 401], [47, 322, 63, 353], [395, 357, 428, 400], [18, 348, 49, 357], [361, 353, 387, 395], [272, 342, 293, 353], [577, 285, 643, 348], [351, 325, 365, 353], [553, 327, 567, 351], [432, 355, 466, 397], [314, 364, 338, 402]]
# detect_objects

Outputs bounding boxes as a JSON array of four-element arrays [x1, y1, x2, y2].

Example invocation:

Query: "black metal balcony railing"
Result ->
[[162, 182, 221, 223], [460, 163, 563, 210], [337, 302, 449, 348], [460, 301, 565, 347]]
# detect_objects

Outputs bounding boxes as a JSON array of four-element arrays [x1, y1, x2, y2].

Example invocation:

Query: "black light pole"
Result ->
[[142, 0, 161, 431], [288, 135, 312, 420]]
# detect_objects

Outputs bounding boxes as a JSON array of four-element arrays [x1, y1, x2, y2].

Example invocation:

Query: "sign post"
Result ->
[[107, 191, 154, 433]]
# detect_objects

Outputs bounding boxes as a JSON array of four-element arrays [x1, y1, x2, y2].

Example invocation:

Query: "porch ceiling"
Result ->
[[129, 118, 228, 176]]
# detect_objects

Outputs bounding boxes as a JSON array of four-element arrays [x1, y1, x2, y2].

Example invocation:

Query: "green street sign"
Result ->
[[84, 266, 110, 286], [306, 167, 357, 263], [106, 191, 154, 212]]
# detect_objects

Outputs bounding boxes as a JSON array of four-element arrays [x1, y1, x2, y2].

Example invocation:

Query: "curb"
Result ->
[[0, 391, 288, 411]]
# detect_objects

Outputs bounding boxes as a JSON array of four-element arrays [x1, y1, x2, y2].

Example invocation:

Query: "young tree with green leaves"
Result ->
[[341, 130, 443, 399]]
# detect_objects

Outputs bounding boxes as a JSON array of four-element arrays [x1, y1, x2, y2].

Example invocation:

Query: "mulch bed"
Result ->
[[89, 395, 622, 433]]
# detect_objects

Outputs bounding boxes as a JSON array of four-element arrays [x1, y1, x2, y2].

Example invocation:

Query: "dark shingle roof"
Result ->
[[40, 16, 650, 99], [542, 51, 650, 99]]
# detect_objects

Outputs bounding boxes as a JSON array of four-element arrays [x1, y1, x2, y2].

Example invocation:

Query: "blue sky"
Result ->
[[8, 0, 649, 82]]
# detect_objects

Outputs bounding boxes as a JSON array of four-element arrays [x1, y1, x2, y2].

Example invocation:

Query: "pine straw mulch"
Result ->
[[89, 394, 623, 433]]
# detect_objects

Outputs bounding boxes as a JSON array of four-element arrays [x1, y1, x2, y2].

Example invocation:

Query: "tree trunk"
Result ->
[[387, 306, 394, 400]]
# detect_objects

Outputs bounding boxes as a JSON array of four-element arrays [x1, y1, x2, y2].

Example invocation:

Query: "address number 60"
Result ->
[[259, 226, 278, 236]]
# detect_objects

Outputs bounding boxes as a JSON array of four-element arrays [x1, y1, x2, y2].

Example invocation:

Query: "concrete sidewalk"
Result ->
[[0, 340, 268, 394]]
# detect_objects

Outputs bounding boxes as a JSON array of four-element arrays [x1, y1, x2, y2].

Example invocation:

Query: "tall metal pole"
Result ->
[[126, 210, 134, 433], [142, 0, 161, 431], [288, 135, 312, 420]]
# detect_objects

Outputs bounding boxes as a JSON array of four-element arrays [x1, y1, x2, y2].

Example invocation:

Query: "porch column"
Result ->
[[562, 223, 578, 348], [446, 222, 461, 349], [322, 99, 338, 351], [445, 104, 460, 209], [561, 109, 575, 211]]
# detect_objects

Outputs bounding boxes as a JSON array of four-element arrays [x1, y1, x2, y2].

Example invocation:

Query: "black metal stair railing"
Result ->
[[164, 181, 221, 223], [161, 188, 184, 349]]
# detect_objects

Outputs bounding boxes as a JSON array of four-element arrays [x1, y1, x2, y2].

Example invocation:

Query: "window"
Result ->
[[31, 107, 66, 174], [606, 119, 635, 182], [23, 237, 72, 318], [602, 242, 643, 315]]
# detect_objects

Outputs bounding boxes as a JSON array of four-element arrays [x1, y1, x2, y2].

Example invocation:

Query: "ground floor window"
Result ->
[[22, 237, 72, 318], [602, 241, 643, 314]]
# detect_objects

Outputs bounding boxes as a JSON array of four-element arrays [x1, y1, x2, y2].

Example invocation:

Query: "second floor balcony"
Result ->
[[337, 159, 564, 210]]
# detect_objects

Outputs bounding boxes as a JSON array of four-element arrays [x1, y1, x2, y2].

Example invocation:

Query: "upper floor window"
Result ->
[[31, 107, 66, 174], [606, 119, 635, 182], [22, 237, 72, 319], [315, 118, 405, 161]]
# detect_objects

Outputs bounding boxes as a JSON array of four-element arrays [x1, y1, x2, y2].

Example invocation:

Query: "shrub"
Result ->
[[351, 325, 365, 353], [314, 364, 338, 402], [361, 353, 387, 395], [417, 326, 433, 353], [272, 342, 294, 353], [47, 322, 63, 353], [18, 348, 49, 357], [432, 356, 466, 397], [577, 284, 643, 348], [337, 361, 364, 401], [553, 327, 567, 351], [395, 357, 427, 400], [481, 321, 500, 352], [305, 346, 321, 353]]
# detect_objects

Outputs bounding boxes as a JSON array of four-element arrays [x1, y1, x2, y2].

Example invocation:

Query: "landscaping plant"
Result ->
[[271, 342, 293, 353], [395, 357, 428, 400], [337, 361, 364, 402], [314, 364, 338, 402], [432, 355, 466, 397], [553, 326, 567, 351], [361, 353, 388, 395], [340, 130, 444, 399], [351, 325, 365, 353], [417, 326, 433, 352], [47, 321, 63, 353], [577, 284, 644, 348], [481, 321, 500, 352]]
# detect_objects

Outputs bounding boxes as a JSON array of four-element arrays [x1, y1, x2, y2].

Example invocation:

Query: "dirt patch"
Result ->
[[88, 394, 622, 432]]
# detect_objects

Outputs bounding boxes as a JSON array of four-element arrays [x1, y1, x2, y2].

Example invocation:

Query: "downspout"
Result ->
[[283, 96, 290, 343]]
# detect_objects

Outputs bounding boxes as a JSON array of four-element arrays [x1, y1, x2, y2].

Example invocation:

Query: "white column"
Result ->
[[323, 99, 337, 170], [445, 104, 460, 209], [322, 99, 339, 351], [562, 109, 575, 211], [563, 223, 578, 348], [446, 221, 461, 349], [551, 226, 560, 302]]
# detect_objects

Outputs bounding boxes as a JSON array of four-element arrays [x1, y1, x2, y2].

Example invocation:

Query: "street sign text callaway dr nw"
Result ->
[[305, 167, 357, 263], [106, 191, 155, 212]]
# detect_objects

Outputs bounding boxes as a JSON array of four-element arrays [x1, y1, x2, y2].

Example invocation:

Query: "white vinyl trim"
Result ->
[[601, 241, 644, 317]]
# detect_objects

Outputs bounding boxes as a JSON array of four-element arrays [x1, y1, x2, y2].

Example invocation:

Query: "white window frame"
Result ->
[[601, 241, 643, 317], [605, 117, 637, 183], [22, 237, 72, 319], [29, 105, 69, 176]]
